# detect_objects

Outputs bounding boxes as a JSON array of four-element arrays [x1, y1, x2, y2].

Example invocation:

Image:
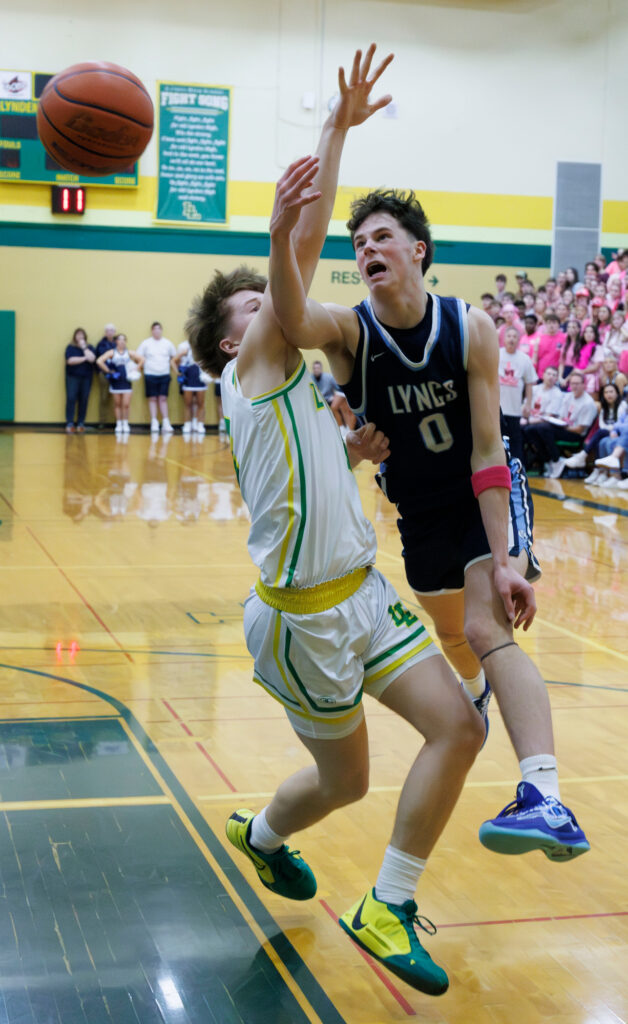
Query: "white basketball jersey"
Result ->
[[221, 358, 377, 588]]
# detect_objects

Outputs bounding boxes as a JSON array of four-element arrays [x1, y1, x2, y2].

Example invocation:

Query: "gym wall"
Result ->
[[1, 0, 627, 423]]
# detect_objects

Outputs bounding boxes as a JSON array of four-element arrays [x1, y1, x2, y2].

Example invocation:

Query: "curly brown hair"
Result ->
[[346, 189, 434, 274], [185, 266, 266, 375]]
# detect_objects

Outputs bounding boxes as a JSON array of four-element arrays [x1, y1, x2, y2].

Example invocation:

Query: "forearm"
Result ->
[[293, 118, 347, 289], [269, 229, 309, 342], [477, 485, 511, 568]]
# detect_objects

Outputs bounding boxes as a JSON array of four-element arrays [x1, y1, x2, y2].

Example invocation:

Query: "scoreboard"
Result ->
[[0, 69, 138, 187]]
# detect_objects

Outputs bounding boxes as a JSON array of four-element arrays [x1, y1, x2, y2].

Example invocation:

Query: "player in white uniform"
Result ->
[[186, 49, 484, 998]]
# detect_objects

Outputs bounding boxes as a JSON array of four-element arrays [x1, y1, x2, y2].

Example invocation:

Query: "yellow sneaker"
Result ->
[[339, 888, 448, 995], [226, 809, 316, 900]]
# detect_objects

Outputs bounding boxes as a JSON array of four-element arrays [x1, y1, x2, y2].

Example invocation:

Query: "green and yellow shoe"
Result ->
[[339, 888, 448, 996], [225, 809, 317, 900]]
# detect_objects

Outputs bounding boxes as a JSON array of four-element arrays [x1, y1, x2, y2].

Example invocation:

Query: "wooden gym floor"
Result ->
[[0, 427, 626, 1024]]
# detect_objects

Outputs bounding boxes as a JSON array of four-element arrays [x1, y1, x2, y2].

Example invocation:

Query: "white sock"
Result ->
[[520, 754, 561, 801], [375, 845, 426, 906], [249, 806, 288, 854], [191, 417, 198, 428], [461, 667, 486, 699]]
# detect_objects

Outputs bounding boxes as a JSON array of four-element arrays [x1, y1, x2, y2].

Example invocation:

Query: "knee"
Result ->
[[321, 763, 369, 808], [448, 700, 485, 763], [464, 613, 504, 660]]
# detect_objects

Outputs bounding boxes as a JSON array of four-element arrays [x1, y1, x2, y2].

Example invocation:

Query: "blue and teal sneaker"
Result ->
[[479, 782, 590, 861], [339, 888, 448, 996], [226, 809, 317, 900]]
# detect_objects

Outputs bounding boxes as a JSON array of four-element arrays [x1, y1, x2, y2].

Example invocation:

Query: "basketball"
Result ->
[[36, 61, 153, 177]]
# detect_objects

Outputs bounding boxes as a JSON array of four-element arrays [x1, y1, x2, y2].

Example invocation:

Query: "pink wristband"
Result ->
[[471, 465, 512, 498]]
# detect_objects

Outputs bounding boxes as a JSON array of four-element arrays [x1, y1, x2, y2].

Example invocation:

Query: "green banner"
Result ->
[[156, 83, 230, 224], [0, 70, 138, 187]]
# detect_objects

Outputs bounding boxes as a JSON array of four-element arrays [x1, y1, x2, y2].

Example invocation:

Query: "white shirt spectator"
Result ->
[[498, 348, 537, 416], [560, 390, 597, 430], [136, 336, 176, 376], [530, 382, 564, 419]]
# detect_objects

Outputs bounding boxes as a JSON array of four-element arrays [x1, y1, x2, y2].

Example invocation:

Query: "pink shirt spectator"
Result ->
[[518, 333, 542, 370], [536, 332, 566, 377], [619, 349, 628, 376]]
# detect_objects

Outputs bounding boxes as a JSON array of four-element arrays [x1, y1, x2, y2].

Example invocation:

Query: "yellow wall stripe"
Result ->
[[0, 178, 558, 230]]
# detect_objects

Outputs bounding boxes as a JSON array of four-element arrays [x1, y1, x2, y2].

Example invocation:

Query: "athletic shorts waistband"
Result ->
[[255, 566, 370, 614]]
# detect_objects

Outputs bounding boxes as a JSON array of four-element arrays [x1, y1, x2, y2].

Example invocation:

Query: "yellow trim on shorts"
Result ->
[[256, 566, 368, 614], [253, 675, 363, 724], [365, 635, 434, 685]]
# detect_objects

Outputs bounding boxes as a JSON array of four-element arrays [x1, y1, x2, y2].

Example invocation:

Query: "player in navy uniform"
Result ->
[[272, 172, 589, 863]]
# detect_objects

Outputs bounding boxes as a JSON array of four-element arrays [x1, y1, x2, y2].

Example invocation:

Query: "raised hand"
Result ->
[[330, 43, 394, 131], [269, 155, 322, 240]]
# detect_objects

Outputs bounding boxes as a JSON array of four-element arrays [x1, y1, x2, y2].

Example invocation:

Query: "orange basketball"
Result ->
[[36, 61, 153, 177]]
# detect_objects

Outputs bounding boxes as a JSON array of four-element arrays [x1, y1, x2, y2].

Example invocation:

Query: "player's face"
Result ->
[[224, 290, 264, 347], [353, 213, 425, 292]]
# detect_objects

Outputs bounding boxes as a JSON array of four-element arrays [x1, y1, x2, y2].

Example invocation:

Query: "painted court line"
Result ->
[[162, 698, 237, 792], [1, 664, 347, 1024], [0, 796, 171, 811], [529, 484, 628, 518], [319, 899, 417, 1017], [537, 617, 628, 665], [438, 910, 628, 929], [196, 773, 628, 802], [25, 526, 134, 663]]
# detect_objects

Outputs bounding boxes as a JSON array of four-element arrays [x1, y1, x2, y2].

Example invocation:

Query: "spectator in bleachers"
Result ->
[[498, 328, 537, 462], [536, 313, 566, 377], [480, 293, 494, 311], [596, 354, 628, 396], [558, 318, 582, 386], [606, 275, 624, 311], [522, 371, 597, 477], [65, 327, 96, 433], [494, 272, 507, 303], [564, 382, 627, 471], [603, 309, 627, 357], [497, 303, 523, 345], [534, 295, 547, 322], [596, 304, 612, 344], [588, 416, 628, 489], [605, 248, 628, 278], [518, 312, 542, 369], [523, 366, 564, 424], [544, 278, 558, 305]]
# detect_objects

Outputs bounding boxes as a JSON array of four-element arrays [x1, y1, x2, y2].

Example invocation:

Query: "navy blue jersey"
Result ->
[[341, 293, 473, 509]]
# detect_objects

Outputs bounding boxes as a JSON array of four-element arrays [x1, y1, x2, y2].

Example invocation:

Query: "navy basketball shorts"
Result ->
[[398, 459, 541, 594], [144, 374, 171, 398]]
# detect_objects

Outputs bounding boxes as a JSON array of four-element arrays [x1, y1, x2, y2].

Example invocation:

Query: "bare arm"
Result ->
[[96, 349, 114, 372], [293, 45, 393, 292], [468, 307, 536, 629]]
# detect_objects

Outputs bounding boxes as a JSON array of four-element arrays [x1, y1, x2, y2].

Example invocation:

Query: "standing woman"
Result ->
[[174, 339, 208, 436], [558, 318, 582, 386], [96, 333, 144, 434], [65, 327, 96, 433]]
